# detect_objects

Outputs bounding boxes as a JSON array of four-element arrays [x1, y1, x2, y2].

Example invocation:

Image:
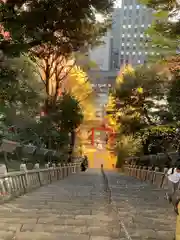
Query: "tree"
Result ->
[[114, 65, 169, 133], [167, 73, 180, 120], [138, 0, 180, 60], [64, 65, 96, 122], [107, 64, 175, 163], [53, 93, 83, 157], [0, 0, 114, 57]]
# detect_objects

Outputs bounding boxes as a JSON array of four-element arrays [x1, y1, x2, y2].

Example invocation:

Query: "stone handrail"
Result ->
[[0, 163, 81, 203], [124, 165, 169, 189]]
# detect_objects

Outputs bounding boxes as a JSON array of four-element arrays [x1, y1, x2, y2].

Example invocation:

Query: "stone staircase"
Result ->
[[0, 162, 177, 240]]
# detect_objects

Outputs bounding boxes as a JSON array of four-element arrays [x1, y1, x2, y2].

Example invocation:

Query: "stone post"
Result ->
[[20, 163, 28, 191], [162, 167, 169, 189], [20, 163, 27, 172], [0, 164, 8, 194], [45, 163, 49, 168], [138, 166, 143, 180], [163, 167, 168, 174], [34, 163, 40, 169], [147, 166, 152, 182], [153, 167, 159, 184], [63, 164, 66, 177], [143, 166, 147, 181]]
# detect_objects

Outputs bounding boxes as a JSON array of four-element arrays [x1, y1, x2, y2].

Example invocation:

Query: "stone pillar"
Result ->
[[143, 166, 147, 181], [147, 166, 152, 182], [155, 167, 159, 172], [20, 163, 27, 172], [34, 163, 40, 169], [0, 164, 8, 194], [163, 167, 168, 174], [153, 167, 159, 184], [20, 163, 28, 190], [45, 163, 49, 168]]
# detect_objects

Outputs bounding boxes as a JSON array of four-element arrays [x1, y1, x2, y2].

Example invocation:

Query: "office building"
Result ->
[[89, 31, 112, 71], [111, 0, 153, 68]]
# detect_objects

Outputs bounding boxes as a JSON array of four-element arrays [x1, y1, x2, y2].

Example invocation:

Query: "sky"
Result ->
[[96, 0, 122, 22], [114, 0, 122, 8]]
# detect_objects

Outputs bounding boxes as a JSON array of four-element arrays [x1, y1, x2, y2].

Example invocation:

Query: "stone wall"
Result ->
[[124, 165, 169, 189], [0, 163, 81, 203]]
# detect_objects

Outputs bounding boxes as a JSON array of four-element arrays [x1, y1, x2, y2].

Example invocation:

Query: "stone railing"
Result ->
[[126, 151, 180, 168], [124, 165, 169, 189], [0, 163, 80, 203]]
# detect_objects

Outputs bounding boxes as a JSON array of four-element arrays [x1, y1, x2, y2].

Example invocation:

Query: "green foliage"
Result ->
[[113, 65, 169, 134], [168, 74, 180, 120], [116, 135, 142, 167], [138, 0, 180, 60], [56, 93, 83, 132], [0, 0, 114, 57]]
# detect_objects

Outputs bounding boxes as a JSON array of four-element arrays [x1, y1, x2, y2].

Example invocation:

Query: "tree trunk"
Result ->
[[69, 130, 75, 161]]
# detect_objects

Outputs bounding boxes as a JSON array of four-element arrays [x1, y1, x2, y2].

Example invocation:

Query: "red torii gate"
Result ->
[[91, 124, 115, 146]]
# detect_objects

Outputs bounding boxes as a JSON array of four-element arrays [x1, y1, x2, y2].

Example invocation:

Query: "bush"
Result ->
[[115, 135, 142, 168]]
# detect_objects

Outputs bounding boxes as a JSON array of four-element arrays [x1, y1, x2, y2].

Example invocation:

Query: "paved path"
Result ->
[[0, 170, 176, 240], [0, 170, 125, 240], [106, 171, 176, 240]]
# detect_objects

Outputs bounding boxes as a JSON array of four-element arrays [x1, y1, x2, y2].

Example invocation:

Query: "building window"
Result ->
[[138, 60, 141, 64], [127, 42, 130, 46], [122, 43, 125, 46], [126, 52, 129, 55], [139, 52, 142, 55], [145, 52, 148, 55], [124, 6, 127, 9], [134, 34, 137, 38], [122, 34, 125, 37], [142, 15, 146, 22], [123, 25, 126, 28], [127, 34, 131, 37], [136, 5, 140, 9], [121, 52, 124, 55], [120, 59, 124, 65], [141, 24, 145, 27], [132, 52, 135, 55], [129, 5, 132, 9], [128, 25, 131, 28]]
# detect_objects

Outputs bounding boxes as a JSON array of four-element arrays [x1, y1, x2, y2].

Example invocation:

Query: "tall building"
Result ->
[[89, 31, 112, 71], [111, 0, 153, 69]]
